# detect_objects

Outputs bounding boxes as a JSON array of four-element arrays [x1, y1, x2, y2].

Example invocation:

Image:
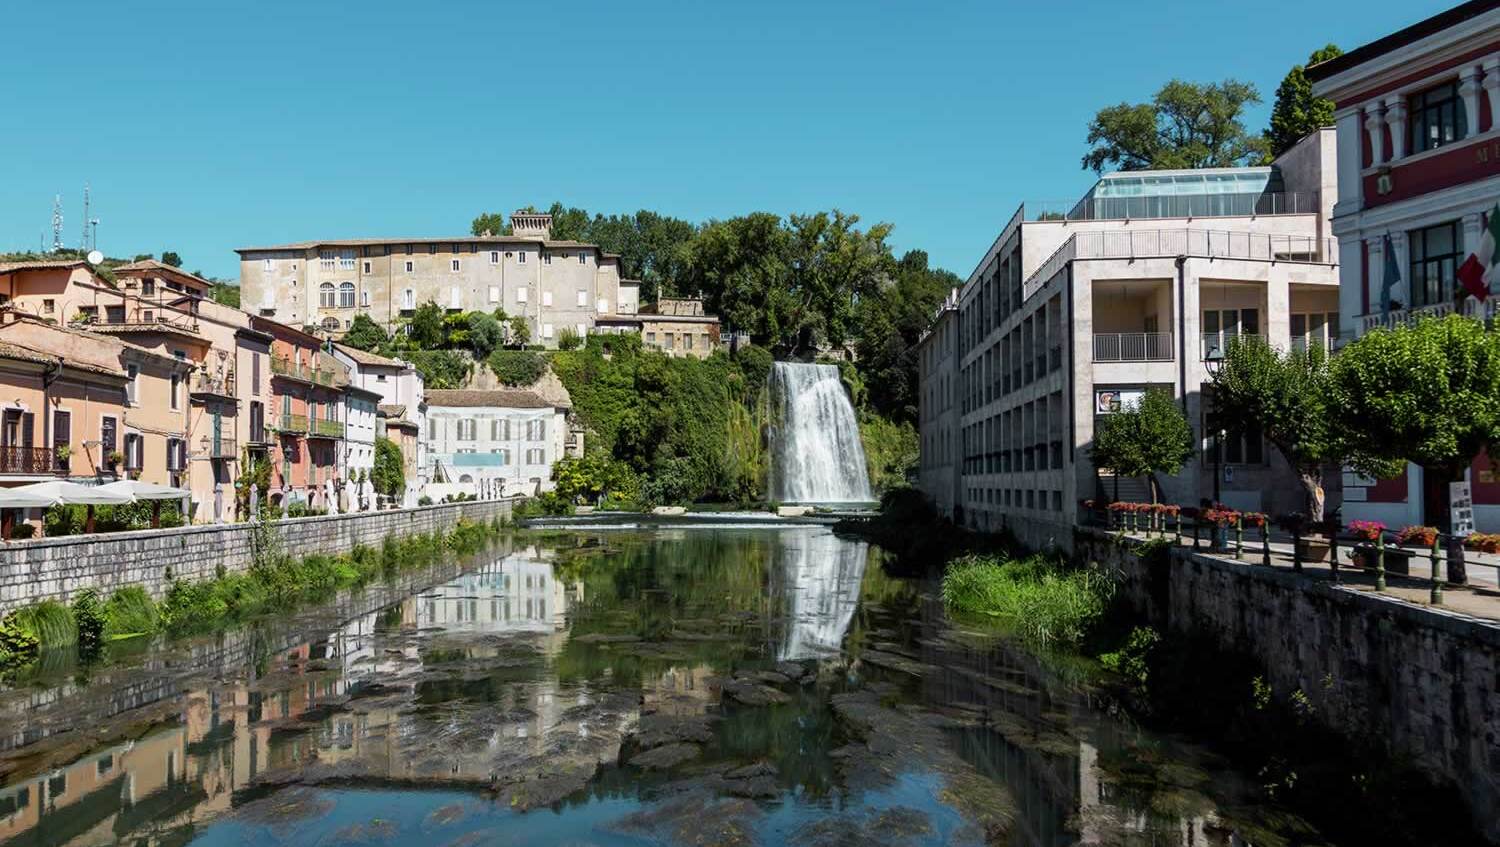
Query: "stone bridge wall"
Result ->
[[1075, 528, 1500, 843], [0, 498, 516, 615]]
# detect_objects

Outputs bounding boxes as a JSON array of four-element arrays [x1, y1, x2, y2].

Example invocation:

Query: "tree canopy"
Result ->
[[160, 250, 183, 268], [1210, 337, 1337, 519], [1265, 44, 1343, 158], [341, 313, 389, 351], [545, 203, 696, 303], [853, 250, 960, 425], [1082, 79, 1268, 173], [470, 212, 510, 237], [372, 437, 405, 498], [1091, 387, 1194, 503]]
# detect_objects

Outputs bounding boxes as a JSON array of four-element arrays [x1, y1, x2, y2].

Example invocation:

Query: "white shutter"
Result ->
[[542, 291, 553, 307], [516, 287, 528, 303], [596, 298, 608, 314], [450, 286, 461, 309], [576, 290, 587, 307], [575, 323, 585, 339], [542, 323, 554, 339], [488, 286, 499, 303]]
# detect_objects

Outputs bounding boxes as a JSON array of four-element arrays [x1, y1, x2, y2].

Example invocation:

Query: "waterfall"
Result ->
[[769, 362, 874, 504]]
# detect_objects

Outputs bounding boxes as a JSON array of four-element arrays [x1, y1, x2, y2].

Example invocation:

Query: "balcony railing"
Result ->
[[1355, 297, 1500, 338], [1023, 228, 1335, 302], [0, 446, 65, 475], [1094, 332, 1174, 362], [1026, 191, 1321, 223], [280, 413, 309, 434], [271, 357, 336, 386], [191, 371, 236, 399], [310, 418, 345, 439], [207, 435, 237, 458], [1201, 333, 1266, 360]]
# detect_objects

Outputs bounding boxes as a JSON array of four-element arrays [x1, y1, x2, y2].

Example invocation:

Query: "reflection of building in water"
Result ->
[[643, 664, 718, 715], [775, 528, 869, 660], [414, 550, 568, 635]]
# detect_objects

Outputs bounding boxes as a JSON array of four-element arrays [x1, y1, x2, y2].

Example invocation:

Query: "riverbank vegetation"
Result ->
[[0, 517, 507, 671], [941, 554, 1114, 649]]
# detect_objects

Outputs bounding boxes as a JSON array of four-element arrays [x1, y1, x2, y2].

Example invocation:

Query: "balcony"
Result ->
[[0, 446, 65, 476], [1355, 297, 1500, 339], [280, 413, 309, 434], [271, 357, 336, 386], [206, 435, 237, 459], [191, 371, 236, 400], [1094, 332, 1174, 362], [309, 418, 345, 439], [1201, 333, 1266, 361]]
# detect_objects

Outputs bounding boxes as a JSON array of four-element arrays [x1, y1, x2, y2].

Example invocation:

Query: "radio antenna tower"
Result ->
[[50, 195, 63, 253], [80, 185, 91, 252]]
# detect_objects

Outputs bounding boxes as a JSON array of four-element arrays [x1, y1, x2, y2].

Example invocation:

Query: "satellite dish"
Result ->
[[86, 250, 104, 265]]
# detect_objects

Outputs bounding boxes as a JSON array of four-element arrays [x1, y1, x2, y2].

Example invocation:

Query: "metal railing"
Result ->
[[1028, 191, 1321, 223], [0, 446, 64, 475], [1356, 297, 1500, 337], [1093, 331, 1174, 362], [271, 357, 336, 386], [280, 413, 309, 434], [1201, 332, 1266, 360], [208, 435, 237, 458], [192, 371, 236, 397], [1023, 228, 1335, 302], [311, 418, 345, 438]]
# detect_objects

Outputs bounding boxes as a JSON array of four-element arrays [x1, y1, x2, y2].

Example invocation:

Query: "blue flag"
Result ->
[[1381, 233, 1401, 319]]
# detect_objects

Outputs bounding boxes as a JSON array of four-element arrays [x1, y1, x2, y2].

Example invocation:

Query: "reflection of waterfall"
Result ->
[[769, 362, 873, 503], [778, 529, 868, 660]]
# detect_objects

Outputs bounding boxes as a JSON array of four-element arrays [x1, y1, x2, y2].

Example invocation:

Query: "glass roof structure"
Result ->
[[1065, 166, 1309, 220]]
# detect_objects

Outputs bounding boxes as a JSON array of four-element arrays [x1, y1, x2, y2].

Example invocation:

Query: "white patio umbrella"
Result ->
[[12, 480, 134, 536], [324, 479, 340, 515], [99, 479, 191, 528], [0, 487, 65, 509], [362, 478, 376, 511]]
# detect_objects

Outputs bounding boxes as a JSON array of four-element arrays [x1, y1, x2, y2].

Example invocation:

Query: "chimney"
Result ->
[[510, 211, 552, 240]]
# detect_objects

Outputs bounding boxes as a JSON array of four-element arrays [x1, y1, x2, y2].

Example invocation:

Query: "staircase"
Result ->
[[1097, 473, 1152, 503]]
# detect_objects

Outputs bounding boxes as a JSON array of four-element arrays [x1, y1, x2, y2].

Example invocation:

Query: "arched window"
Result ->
[[459, 474, 474, 484], [338, 282, 356, 308], [318, 283, 336, 309], [321, 316, 340, 331]]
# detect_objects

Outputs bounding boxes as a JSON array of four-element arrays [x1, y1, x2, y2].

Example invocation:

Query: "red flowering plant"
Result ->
[[1346, 519, 1386, 542], [1464, 532, 1500, 554], [1241, 512, 1267, 529], [1201, 506, 1240, 526], [1395, 525, 1438, 548], [1158, 504, 1181, 517]]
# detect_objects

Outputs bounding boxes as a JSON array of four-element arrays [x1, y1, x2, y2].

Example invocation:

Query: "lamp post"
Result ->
[[1204, 351, 1226, 505]]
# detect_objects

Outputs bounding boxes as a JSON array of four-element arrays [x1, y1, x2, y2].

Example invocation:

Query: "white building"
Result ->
[[342, 385, 379, 485], [423, 389, 570, 500], [1309, 3, 1500, 531], [917, 129, 1340, 550], [331, 343, 428, 502]]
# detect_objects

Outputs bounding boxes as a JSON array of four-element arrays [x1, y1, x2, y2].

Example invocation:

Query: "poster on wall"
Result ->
[[1450, 481, 1475, 538], [1095, 388, 1144, 415]]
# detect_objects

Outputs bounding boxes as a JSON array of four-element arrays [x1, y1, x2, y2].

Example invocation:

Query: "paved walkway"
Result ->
[[1111, 525, 1500, 625]]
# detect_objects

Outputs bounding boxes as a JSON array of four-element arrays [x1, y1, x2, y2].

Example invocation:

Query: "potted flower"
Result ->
[[1201, 505, 1239, 551], [1465, 532, 1500, 554], [1347, 519, 1409, 576], [1347, 519, 1386, 542], [106, 450, 124, 469], [1396, 525, 1438, 549]]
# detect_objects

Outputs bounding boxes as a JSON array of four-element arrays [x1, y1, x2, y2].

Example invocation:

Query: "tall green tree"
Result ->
[[854, 250, 960, 424], [1082, 79, 1269, 173], [342, 313, 388, 351], [1265, 44, 1343, 158], [407, 301, 446, 349], [470, 212, 510, 236], [372, 437, 405, 498], [544, 203, 696, 301], [160, 251, 183, 268], [1090, 387, 1194, 504], [1210, 337, 1337, 520], [1330, 316, 1500, 583]]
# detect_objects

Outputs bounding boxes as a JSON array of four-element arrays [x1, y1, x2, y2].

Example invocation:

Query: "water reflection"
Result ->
[[0, 526, 1352, 847], [775, 529, 867, 660]]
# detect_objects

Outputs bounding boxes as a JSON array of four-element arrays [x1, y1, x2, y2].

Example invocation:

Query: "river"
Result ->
[[0, 523, 1342, 846]]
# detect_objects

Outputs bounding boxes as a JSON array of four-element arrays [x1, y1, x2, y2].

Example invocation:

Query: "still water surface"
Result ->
[[0, 526, 1333, 846]]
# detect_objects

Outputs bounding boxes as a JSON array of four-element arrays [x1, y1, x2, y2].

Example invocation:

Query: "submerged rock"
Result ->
[[608, 793, 763, 847], [720, 678, 792, 706], [629, 741, 702, 770]]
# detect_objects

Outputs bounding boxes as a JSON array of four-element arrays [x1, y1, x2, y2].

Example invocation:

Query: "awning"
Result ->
[[7, 480, 133, 506], [97, 480, 192, 501]]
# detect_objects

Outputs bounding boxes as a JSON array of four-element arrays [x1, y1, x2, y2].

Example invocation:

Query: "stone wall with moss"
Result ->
[[1075, 528, 1500, 842], [0, 498, 514, 615]]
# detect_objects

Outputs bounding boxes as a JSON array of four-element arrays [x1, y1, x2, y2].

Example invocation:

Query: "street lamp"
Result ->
[[1204, 354, 1225, 505]]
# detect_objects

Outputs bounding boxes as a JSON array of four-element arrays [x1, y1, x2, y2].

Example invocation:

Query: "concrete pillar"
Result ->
[[1484, 57, 1500, 132], [1461, 65, 1484, 137], [1334, 108, 1365, 215], [1364, 102, 1386, 165], [1384, 95, 1408, 161]]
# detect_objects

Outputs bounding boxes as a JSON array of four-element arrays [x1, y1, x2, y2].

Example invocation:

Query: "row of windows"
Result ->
[[430, 418, 549, 441], [283, 247, 596, 275], [644, 331, 712, 351], [392, 286, 603, 312], [961, 295, 1065, 414], [967, 486, 1065, 514]]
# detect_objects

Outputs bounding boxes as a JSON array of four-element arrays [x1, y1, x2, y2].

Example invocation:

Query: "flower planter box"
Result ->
[[1296, 534, 1332, 563], [1349, 544, 1412, 576]]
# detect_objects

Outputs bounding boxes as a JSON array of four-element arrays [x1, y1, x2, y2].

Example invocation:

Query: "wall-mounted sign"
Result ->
[[1095, 388, 1144, 415], [1450, 481, 1475, 538]]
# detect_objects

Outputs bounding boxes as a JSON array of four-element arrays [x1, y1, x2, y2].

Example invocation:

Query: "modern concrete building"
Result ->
[[916, 288, 961, 517], [1309, 0, 1500, 530], [237, 212, 641, 349], [423, 389, 569, 500], [916, 129, 1340, 549]]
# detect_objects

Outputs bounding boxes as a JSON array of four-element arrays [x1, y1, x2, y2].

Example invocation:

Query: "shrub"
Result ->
[[487, 349, 546, 386], [0, 614, 39, 669], [418, 495, 434, 506], [72, 589, 106, 657], [9, 601, 78, 648], [103, 587, 160, 639], [1099, 625, 1161, 694], [9, 524, 34, 539], [557, 327, 583, 351], [941, 554, 1114, 649]]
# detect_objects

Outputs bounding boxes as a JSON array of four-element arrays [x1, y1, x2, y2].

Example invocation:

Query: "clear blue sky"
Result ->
[[1, 0, 1456, 282]]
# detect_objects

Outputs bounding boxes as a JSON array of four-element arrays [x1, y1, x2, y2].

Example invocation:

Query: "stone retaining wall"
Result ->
[[1075, 529, 1500, 843], [0, 498, 516, 615]]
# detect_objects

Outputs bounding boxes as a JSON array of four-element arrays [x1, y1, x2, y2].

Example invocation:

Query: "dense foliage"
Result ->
[[1091, 387, 1194, 503], [853, 250, 960, 423], [1266, 44, 1343, 158], [487, 350, 546, 386], [1211, 337, 1338, 520], [941, 554, 1114, 649], [372, 436, 405, 498], [1082, 79, 1268, 173]]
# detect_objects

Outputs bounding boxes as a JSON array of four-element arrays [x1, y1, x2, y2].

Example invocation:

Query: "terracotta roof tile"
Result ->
[[424, 389, 555, 409], [334, 343, 405, 367]]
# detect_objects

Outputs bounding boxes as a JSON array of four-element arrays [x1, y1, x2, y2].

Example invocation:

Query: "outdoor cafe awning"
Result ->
[[97, 480, 192, 501], [2, 480, 134, 507]]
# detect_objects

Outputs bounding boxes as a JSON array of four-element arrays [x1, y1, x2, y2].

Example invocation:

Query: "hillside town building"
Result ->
[[916, 130, 1341, 548], [236, 212, 644, 349], [1309, 0, 1500, 531], [423, 389, 572, 500]]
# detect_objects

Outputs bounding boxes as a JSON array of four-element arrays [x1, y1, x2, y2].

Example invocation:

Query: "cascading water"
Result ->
[[768, 362, 873, 504], [777, 528, 868, 660]]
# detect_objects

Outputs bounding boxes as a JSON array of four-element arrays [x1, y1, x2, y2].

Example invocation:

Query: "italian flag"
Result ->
[[1457, 202, 1500, 302]]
